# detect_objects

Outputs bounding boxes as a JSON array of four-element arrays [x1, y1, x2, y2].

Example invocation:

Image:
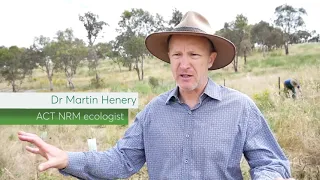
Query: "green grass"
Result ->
[[247, 53, 320, 69]]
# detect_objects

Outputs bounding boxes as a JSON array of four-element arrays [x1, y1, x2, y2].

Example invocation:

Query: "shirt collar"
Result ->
[[165, 85, 180, 104], [165, 78, 222, 105], [203, 78, 222, 101]]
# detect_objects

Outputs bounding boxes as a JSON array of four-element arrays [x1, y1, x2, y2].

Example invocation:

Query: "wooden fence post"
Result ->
[[278, 77, 281, 95]]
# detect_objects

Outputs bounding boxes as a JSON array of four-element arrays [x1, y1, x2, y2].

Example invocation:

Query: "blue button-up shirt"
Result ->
[[60, 78, 292, 180]]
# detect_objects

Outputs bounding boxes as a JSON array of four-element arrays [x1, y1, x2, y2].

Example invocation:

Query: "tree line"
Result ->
[[0, 4, 319, 92]]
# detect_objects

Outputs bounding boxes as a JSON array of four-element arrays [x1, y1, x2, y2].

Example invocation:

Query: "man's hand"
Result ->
[[18, 131, 69, 171]]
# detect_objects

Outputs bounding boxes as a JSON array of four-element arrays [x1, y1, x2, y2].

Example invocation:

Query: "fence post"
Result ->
[[278, 77, 281, 95], [224, 79, 225, 86]]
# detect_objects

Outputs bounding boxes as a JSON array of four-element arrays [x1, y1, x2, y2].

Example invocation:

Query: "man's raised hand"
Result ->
[[18, 131, 69, 171]]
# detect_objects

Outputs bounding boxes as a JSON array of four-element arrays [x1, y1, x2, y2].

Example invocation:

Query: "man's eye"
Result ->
[[191, 53, 199, 56]]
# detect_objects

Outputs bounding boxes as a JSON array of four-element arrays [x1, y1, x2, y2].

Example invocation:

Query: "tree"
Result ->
[[216, 22, 238, 71], [123, 36, 146, 80], [79, 12, 108, 85], [216, 14, 251, 71], [274, 4, 307, 55], [32, 35, 57, 91], [54, 28, 88, 90], [251, 21, 272, 55], [267, 27, 284, 49], [153, 13, 167, 32], [250, 21, 285, 54], [233, 14, 251, 67], [240, 38, 252, 64], [308, 30, 319, 42], [0, 46, 36, 92], [168, 8, 183, 28], [290, 30, 311, 43], [95, 42, 112, 60], [108, 40, 125, 72], [116, 8, 159, 80], [117, 8, 156, 37]]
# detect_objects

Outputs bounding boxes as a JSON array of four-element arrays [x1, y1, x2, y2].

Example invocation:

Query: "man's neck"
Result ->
[[178, 79, 208, 109]]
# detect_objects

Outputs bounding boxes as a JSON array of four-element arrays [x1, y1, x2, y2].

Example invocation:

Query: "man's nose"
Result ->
[[179, 56, 191, 69]]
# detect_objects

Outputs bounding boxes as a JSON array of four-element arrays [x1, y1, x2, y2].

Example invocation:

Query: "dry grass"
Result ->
[[268, 82, 320, 179], [0, 125, 129, 179], [0, 43, 320, 179]]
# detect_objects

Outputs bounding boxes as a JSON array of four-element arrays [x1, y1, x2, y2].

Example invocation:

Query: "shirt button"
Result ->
[[188, 111, 192, 115], [185, 159, 188, 163], [186, 134, 189, 138]]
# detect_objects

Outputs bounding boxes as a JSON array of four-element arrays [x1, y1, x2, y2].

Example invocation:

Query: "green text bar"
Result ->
[[0, 109, 128, 125]]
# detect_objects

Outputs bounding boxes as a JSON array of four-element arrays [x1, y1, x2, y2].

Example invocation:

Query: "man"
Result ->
[[283, 78, 302, 99], [18, 11, 295, 180]]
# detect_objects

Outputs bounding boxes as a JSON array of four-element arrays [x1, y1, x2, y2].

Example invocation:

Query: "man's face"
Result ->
[[168, 35, 217, 92]]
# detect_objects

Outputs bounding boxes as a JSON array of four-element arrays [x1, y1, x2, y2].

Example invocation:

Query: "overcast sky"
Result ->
[[1, 0, 319, 48]]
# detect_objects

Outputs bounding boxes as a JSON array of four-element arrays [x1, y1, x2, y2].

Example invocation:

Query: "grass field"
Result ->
[[0, 43, 319, 179]]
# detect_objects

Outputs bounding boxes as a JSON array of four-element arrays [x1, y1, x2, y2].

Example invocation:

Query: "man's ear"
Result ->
[[208, 52, 217, 68]]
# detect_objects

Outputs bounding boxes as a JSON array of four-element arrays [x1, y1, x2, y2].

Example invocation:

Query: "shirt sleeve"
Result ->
[[243, 99, 292, 180], [58, 109, 147, 179]]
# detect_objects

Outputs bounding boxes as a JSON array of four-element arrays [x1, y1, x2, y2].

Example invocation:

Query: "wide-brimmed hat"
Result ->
[[145, 11, 236, 70]]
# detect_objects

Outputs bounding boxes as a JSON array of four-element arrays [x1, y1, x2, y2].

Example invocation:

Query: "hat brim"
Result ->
[[145, 31, 236, 70]]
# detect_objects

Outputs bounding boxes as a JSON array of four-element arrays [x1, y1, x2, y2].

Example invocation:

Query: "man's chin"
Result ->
[[177, 84, 197, 92]]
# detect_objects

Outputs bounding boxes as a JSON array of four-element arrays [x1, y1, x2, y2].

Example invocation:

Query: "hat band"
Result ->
[[172, 26, 207, 34]]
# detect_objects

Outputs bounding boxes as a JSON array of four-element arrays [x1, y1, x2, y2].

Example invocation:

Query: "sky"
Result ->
[[1, 0, 319, 48]]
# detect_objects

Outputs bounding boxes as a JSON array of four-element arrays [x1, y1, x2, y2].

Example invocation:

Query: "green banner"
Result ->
[[0, 109, 128, 125]]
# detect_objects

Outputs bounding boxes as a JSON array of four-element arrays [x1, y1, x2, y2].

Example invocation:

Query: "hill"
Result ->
[[0, 43, 319, 179]]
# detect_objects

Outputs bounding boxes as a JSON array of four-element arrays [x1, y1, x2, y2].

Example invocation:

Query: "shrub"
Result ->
[[148, 76, 159, 88], [253, 89, 275, 112], [269, 51, 282, 57], [52, 78, 65, 87], [90, 77, 106, 89]]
